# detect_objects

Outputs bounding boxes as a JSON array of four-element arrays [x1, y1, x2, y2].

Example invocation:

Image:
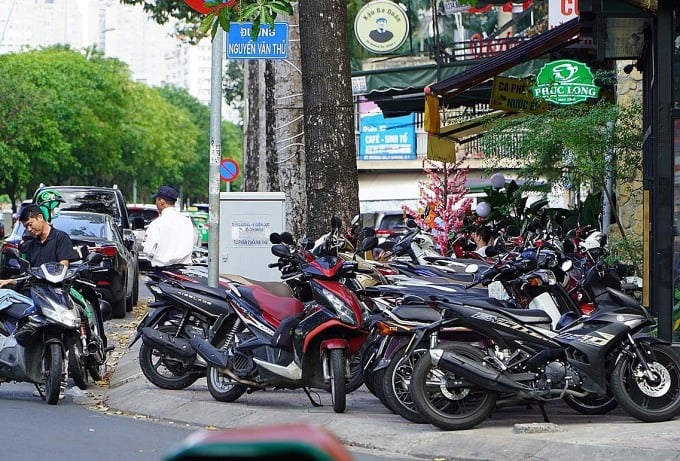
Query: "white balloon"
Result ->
[[476, 202, 491, 218], [490, 173, 506, 190]]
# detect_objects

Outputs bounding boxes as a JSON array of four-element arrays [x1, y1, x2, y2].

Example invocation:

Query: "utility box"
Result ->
[[219, 192, 286, 281]]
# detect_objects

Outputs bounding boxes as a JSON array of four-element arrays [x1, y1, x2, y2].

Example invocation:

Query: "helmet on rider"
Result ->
[[34, 189, 66, 222]]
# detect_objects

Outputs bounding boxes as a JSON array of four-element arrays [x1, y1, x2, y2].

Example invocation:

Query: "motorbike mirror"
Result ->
[[561, 259, 573, 272], [280, 232, 295, 245], [506, 225, 520, 237], [405, 218, 418, 229], [331, 215, 342, 230], [271, 244, 292, 259], [269, 232, 282, 244], [465, 264, 479, 274], [4, 247, 21, 260], [484, 247, 499, 257], [85, 252, 103, 265], [358, 236, 379, 252], [362, 227, 376, 237]]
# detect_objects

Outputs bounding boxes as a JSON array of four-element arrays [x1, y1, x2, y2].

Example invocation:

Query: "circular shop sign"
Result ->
[[354, 0, 409, 54]]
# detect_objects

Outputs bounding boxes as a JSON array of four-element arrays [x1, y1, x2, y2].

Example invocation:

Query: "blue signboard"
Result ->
[[226, 22, 289, 60], [359, 113, 416, 160]]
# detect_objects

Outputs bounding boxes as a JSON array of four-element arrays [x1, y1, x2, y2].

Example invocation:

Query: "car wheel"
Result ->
[[112, 279, 127, 318], [132, 269, 139, 307]]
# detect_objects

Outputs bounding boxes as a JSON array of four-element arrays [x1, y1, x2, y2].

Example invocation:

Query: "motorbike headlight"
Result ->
[[41, 300, 80, 328], [319, 287, 357, 327]]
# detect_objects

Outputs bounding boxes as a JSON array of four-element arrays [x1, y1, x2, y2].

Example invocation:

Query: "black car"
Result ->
[[2, 211, 138, 319]]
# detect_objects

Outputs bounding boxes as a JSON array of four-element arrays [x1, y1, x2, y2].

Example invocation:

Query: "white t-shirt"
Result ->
[[142, 207, 194, 267]]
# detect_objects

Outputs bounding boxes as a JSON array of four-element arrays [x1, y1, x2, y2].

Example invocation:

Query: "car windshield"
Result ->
[[378, 214, 407, 230], [55, 190, 121, 218], [11, 213, 112, 240], [53, 214, 112, 239], [128, 209, 158, 226]]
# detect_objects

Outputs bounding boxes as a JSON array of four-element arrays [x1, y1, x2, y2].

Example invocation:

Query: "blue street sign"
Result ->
[[226, 22, 289, 60]]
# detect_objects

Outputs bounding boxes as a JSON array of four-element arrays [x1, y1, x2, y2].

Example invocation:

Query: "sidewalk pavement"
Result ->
[[99, 336, 680, 461]]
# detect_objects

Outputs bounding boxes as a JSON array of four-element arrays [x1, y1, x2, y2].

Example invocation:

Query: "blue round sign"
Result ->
[[220, 158, 240, 182]]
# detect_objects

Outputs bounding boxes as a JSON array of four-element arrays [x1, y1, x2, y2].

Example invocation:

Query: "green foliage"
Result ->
[[196, 1, 293, 40], [481, 100, 642, 194], [0, 46, 242, 206], [607, 234, 643, 272]]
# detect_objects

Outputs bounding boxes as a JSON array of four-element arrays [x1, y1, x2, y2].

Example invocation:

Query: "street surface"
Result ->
[[0, 283, 413, 461]]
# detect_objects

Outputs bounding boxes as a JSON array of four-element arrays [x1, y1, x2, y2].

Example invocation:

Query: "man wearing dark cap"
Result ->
[[142, 185, 194, 268]]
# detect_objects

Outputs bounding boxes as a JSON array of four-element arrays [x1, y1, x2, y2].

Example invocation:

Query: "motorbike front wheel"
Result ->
[[610, 342, 680, 422], [138, 325, 202, 390], [206, 366, 248, 402], [329, 348, 347, 413], [410, 343, 497, 431], [380, 346, 427, 423], [44, 343, 63, 405]]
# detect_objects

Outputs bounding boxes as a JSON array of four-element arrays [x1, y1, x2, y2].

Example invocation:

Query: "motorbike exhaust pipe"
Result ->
[[189, 335, 229, 368], [430, 349, 532, 394], [140, 327, 196, 360]]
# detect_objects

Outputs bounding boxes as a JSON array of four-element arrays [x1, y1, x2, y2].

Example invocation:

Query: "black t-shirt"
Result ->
[[19, 227, 78, 267]]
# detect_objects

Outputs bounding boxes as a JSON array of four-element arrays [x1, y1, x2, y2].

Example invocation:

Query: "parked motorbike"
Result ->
[[406, 259, 680, 430], [129, 269, 238, 390], [189, 217, 374, 413], [0, 250, 111, 404]]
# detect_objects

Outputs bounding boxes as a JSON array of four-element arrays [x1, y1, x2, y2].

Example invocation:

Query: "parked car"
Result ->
[[187, 211, 209, 247], [361, 210, 413, 238], [1, 210, 139, 319], [127, 204, 159, 270]]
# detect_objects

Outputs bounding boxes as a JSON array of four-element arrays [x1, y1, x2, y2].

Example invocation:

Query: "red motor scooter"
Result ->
[[190, 217, 374, 413]]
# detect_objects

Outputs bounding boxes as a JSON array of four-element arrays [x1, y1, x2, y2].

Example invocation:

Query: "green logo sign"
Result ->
[[531, 60, 600, 106]]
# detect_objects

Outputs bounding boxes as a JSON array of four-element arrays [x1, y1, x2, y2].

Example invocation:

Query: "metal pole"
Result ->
[[208, 28, 224, 287], [601, 121, 614, 236]]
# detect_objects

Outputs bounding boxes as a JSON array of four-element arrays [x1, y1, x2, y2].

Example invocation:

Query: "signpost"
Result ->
[[226, 22, 289, 60]]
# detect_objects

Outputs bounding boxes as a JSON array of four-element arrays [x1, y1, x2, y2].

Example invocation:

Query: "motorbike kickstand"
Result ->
[[302, 387, 323, 407], [538, 401, 550, 423], [33, 384, 45, 399]]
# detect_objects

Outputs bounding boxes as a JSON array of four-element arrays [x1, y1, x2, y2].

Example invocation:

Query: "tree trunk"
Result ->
[[243, 60, 267, 191], [265, 61, 280, 191], [273, 3, 306, 237], [299, 0, 359, 239]]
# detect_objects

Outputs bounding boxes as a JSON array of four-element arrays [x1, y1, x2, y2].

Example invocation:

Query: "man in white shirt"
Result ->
[[143, 185, 195, 268]]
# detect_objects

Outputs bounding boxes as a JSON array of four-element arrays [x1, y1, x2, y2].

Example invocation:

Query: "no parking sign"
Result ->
[[220, 158, 240, 183]]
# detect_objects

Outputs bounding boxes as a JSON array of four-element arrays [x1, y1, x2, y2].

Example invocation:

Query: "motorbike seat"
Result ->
[[239, 285, 304, 327], [486, 305, 553, 325], [453, 297, 552, 325], [391, 305, 442, 322], [222, 274, 293, 298]]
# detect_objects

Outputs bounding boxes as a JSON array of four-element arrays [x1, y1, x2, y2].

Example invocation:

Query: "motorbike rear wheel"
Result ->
[[563, 392, 617, 415], [329, 348, 346, 413], [68, 344, 88, 390], [610, 342, 680, 422], [138, 325, 202, 390], [44, 343, 63, 405], [206, 366, 248, 402], [410, 343, 497, 431], [345, 350, 364, 394]]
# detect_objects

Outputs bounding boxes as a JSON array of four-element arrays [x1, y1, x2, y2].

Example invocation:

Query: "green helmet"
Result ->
[[35, 189, 65, 222]]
